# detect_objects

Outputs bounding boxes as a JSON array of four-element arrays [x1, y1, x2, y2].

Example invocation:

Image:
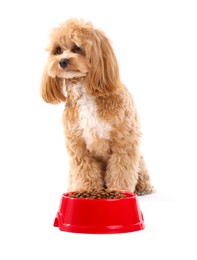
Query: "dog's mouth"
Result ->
[[48, 58, 89, 79], [58, 70, 87, 79]]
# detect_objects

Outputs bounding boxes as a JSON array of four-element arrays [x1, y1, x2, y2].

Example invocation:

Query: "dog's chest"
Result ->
[[73, 85, 112, 148]]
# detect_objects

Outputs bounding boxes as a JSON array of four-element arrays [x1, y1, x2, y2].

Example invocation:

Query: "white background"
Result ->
[[0, 0, 197, 259]]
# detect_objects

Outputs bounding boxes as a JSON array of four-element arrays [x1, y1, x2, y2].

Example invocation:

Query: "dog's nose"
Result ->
[[59, 58, 69, 68]]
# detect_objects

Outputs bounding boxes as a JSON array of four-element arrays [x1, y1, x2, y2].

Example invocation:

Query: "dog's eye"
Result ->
[[72, 45, 82, 53], [55, 46, 63, 55]]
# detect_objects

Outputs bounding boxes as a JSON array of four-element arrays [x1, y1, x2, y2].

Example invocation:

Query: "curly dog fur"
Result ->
[[41, 18, 154, 195]]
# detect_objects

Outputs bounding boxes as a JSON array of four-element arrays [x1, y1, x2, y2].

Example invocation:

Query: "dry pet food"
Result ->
[[68, 189, 127, 199]]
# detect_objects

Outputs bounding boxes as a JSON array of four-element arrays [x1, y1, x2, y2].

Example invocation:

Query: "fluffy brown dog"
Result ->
[[41, 18, 154, 195]]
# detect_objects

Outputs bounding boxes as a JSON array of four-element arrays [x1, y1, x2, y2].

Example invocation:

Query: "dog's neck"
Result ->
[[62, 77, 85, 98], [65, 77, 86, 86]]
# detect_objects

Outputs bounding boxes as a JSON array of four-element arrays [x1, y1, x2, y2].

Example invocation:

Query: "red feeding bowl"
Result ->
[[54, 191, 145, 234]]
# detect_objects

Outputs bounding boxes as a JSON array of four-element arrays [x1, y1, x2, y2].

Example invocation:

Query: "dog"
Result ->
[[41, 18, 154, 195]]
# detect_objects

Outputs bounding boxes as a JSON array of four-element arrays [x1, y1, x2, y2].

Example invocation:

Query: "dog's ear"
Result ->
[[85, 29, 121, 96], [40, 67, 66, 104]]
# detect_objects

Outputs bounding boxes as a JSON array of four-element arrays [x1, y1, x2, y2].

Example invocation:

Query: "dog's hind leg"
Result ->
[[135, 155, 154, 195]]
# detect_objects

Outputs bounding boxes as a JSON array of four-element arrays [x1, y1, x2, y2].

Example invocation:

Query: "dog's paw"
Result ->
[[135, 185, 155, 196]]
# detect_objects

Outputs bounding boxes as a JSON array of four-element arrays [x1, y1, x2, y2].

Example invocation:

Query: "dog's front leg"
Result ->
[[68, 148, 104, 192], [105, 144, 140, 192]]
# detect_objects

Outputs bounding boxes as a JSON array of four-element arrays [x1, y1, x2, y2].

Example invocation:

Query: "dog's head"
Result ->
[[41, 18, 120, 103]]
